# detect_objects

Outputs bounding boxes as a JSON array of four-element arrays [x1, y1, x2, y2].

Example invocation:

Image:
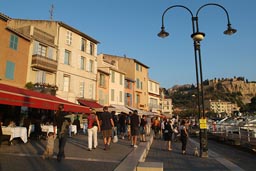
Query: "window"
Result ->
[[66, 31, 72, 45], [111, 70, 115, 83], [125, 80, 132, 89], [88, 59, 93, 72], [88, 83, 94, 99], [63, 75, 70, 92], [81, 38, 86, 52], [136, 94, 140, 104], [119, 91, 123, 102], [111, 89, 115, 101], [64, 50, 71, 65], [136, 63, 142, 72], [125, 93, 132, 106], [150, 82, 153, 91], [38, 44, 47, 57], [33, 41, 53, 59], [48, 47, 53, 59], [136, 78, 140, 89], [79, 82, 85, 97], [36, 71, 46, 83], [9, 34, 18, 50], [5, 61, 15, 80], [89, 42, 94, 55], [80, 56, 85, 70], [99, 73, 105, 87], [119, 74, 123, 85]]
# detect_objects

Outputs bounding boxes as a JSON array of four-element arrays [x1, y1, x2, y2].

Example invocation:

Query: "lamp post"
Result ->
[[158, 3, 236, 157]]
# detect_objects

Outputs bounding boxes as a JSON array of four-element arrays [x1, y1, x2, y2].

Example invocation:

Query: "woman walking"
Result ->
[[180, 119, 189, 155], [87, 109, 100, 151], [163, 118, 173, 151]]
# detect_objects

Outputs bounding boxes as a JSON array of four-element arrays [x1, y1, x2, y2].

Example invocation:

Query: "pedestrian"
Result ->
[[163, 118, 173, 151], [152, 117, 160, 139], [130, 110, 140, 148], [99, 106, 114, 150], [111, 111, 118, 141], [83, 117, 88, 135], [180, 119, 189, 155], [73, 115, 81, 134], [53, 104, 70, 162], [139, 115, 147, 142], [42, 132, 56, 159], [126, 112, 132, 140], [118, 112, 126, 140], [87, 109, 100, 151], [145, 116, 151, 136]]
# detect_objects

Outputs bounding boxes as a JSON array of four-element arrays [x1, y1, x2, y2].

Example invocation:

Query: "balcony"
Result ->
[[31, 55, 57, 72]]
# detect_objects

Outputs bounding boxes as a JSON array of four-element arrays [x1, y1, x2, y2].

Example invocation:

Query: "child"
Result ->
[[42, 132, 56, 159]]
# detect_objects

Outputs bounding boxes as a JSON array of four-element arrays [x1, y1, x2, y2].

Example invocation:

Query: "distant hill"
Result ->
[[167, 77, 256, 110]]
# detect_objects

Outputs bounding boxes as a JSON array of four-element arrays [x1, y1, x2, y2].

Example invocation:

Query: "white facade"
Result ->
[[56, 25, 98, 103], [148, 79, 160, 113]]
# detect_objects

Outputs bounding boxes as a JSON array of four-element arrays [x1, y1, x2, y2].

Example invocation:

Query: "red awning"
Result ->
[[77, 99, 103, 109], [0, 83, 90, 113]]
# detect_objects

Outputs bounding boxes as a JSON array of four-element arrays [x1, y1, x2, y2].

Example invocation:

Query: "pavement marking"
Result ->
[[189, 138, 245, 171], [1, 152, 120, 163]]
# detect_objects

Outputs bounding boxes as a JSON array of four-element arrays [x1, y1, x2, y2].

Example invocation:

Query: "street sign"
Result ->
[[199, 118, 207, 129]]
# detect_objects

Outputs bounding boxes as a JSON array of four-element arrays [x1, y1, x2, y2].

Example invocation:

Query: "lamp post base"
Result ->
[[200, 129, 208, 158], [201, 151, 208, 158]]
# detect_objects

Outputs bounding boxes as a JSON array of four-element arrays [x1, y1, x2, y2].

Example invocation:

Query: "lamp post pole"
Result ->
[[158, 3, 236, 157]]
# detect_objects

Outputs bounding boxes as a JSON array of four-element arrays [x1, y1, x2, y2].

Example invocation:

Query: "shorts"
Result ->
[[131, 127, 139, 136], [102, 129, 112, 138]]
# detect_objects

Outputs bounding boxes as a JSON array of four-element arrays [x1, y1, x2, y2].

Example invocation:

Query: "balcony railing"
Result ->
[[31, 54, 57, 72]]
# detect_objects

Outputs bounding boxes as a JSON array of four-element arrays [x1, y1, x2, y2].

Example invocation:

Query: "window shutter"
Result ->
[[33, 41, 39, 55], [48, 47, 53, 59]]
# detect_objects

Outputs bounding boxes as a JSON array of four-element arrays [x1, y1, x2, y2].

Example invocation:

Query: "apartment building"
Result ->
[[96, 68, 110, 106], [159, 88, 173, 117], [205, 99, 240, 116], [124, 77, 135, 107], [100, 54, 149, 111], [97, 54, 131, 113], [148, 79, 160, 113], [0, 13, 30, 88], [7, 19, 99, 103]]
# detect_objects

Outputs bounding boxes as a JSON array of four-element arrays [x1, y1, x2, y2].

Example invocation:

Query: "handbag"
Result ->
[[113, 135, 118, 143]]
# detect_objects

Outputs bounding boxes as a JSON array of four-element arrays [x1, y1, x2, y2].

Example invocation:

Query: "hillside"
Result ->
[[167, 77, 256, 111]]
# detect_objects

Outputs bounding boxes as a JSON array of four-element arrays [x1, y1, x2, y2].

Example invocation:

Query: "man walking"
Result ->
[[53, 104, 69, 162], [99, 106, 114, 150], [130, 110, 140, 148]]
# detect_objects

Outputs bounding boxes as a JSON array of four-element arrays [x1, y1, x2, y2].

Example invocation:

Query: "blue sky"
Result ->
[[1, 0, 255, 88]]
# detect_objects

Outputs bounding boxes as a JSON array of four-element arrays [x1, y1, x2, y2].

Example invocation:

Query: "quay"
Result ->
[[0, 131, 249, 171]]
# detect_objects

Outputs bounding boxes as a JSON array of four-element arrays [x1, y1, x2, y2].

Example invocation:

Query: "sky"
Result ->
[[0, 0, 255, 88]]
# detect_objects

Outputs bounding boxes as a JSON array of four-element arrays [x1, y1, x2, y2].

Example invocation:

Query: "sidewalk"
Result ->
[[145, 137, 244, 171], [0, 133, 245, 171], [0, 133, 135, 171]]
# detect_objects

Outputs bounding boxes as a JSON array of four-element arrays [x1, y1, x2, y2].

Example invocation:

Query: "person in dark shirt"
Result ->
[[119, 112, 126, 139], [53, 104, 70, 162], [99, 106, 114, 150], [139, 115, 147, 142], [73, 115, 81, 134], [130, 110, 140, 148]]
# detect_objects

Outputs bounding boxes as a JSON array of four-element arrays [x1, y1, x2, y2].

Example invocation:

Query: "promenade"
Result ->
[[0, 132, 247, 171]]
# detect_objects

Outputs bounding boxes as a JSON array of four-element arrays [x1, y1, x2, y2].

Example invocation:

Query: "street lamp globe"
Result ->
[[224, 24, 237, 35], [157, 27, 169, 38], [191, 32, 205, 41]]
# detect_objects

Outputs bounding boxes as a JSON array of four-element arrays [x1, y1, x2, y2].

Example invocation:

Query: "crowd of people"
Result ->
[[41, 104, 194, 162], [1, 103, 193, 162]]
